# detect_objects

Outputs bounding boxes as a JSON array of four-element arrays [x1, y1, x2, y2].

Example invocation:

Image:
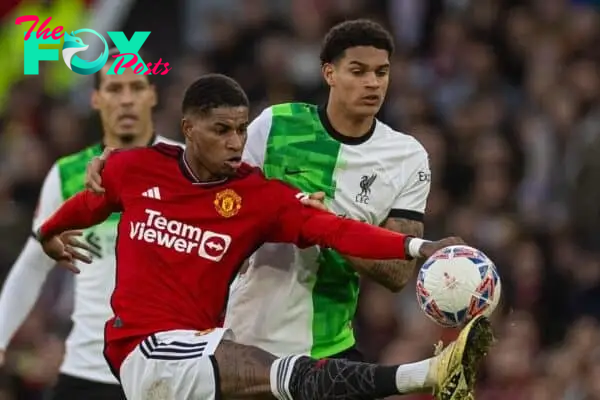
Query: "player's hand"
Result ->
[[417, 236, 466, 259], [60, 230, 96, 261], [85, 147, 112, 193], [39, 231, 94, 274], [300, 191, 331, 213]]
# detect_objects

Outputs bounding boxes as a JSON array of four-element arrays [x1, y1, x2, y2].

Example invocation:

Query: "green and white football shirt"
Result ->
[[225, 103, 431, 358], [0, 136, 181, 384]]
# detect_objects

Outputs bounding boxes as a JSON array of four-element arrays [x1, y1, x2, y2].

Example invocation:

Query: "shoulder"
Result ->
[[254, 102, 317, 122], [54, 144, 104, 198], [148, 142, 184, 159], [234, 165, 305, 203], [104, 145, 168, 170], [56, 143, 103, 171], [248, 102, 318, 143], [235, 162, 264, 179], [272, 103, 319, 123], [101, 145, 182, 182], [373, 120, 427, 154], [154, 135, 185, 148], [251, 171, 302, 195], [235, 163, 283, 187], [248, 103, 317, 144], [372, 120, 429, 167], [270, 102, 317, 115]]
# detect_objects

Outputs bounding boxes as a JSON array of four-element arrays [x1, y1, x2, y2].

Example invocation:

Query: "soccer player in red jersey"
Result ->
[[34, 74, 492, 400]]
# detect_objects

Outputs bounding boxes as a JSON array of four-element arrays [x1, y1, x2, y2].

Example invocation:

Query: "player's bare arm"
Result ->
[[344, 217, 424, 292]]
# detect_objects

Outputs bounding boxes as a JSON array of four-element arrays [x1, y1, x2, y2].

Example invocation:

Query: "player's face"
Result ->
[[323, 46, 390, 117], [92, 64, 157, 142], [181, 106, 249, 179]]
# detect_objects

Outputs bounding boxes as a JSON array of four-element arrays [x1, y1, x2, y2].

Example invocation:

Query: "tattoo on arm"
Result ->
[[344, 218, 424, 292], [214, 340, 277, 399]]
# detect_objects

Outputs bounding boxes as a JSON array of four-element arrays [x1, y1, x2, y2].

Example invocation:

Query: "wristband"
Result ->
[[408, 238, 426, 258], [31, 227, 45, 243]]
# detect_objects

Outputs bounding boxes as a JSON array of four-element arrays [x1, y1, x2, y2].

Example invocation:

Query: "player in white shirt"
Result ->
[[0, 49, 181, 400], [85, 20, 491, 398], [224, 19, 431, 361]]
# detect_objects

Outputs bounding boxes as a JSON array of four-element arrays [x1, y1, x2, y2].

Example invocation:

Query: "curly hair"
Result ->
[[320, 19, 394, 65], [182, 74, 249, 116]]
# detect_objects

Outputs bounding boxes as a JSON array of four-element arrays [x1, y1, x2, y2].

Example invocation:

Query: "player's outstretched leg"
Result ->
[[215, 315, 493, 400], [276, 315, 493, 400]]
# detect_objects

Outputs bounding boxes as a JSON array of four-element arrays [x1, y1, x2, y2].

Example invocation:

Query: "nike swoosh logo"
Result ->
[[284, 168, 307, 175]]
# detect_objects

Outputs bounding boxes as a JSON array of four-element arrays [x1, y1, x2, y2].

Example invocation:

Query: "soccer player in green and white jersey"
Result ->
[[0, 50, 180, 399], [224, 19, 431, 362]]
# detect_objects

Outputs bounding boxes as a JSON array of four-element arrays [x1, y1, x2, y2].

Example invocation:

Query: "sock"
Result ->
[[270, 355, 400, 400], [270, 355, 301, 400], [395, 359, 432, 393]]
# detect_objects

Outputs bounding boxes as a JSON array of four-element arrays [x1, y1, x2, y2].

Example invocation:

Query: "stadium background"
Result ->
[[1, 0, 600, 398]]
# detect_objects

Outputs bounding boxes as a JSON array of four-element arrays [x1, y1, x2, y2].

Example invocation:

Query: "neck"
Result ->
[[183, 150, 224, 183], [326, 100, 374, 138], [103, 129, 154, 149]]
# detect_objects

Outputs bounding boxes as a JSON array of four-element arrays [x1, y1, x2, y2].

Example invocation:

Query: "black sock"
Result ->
[[271, 355, 399, 400]]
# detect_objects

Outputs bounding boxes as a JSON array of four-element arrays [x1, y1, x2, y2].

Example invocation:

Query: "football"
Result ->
[[416, 245, 501, 328]]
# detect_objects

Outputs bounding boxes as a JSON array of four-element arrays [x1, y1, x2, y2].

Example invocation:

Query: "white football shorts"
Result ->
[[119, 328, 233, 400]]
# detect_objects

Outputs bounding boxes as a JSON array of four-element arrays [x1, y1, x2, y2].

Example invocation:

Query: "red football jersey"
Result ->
[[40, 144, 410, 373]]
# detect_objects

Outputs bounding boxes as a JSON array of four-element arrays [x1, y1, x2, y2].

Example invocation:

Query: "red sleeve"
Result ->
[[264, 180, 409, 260], [39, 153, 124, 239]]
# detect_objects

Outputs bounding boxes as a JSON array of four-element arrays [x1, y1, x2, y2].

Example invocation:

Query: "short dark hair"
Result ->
[[93, 47, 153, 89], [181, 74, 249, 116], [320, 19, 394, 65]]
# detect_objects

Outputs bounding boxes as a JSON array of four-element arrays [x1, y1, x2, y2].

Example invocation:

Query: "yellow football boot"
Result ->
[[428, 315, 494, 399]]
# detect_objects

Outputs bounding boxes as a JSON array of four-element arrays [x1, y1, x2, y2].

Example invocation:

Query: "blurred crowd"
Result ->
[[1, 0, 600, 399]]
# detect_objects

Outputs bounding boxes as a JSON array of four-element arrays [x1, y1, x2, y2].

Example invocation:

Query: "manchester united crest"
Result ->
[[214, 189, 242, 218]]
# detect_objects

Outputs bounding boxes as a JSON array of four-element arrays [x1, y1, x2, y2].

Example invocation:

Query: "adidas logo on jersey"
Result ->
[[129, 209, 232, 261], [142, 187, 161, 200]]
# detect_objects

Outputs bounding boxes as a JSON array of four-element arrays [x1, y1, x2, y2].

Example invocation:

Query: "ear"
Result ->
[[149, 84, 158, 108], [91, 90, 100, 111], [322, 63, 335, 87], [181, 117, 192, 141]]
